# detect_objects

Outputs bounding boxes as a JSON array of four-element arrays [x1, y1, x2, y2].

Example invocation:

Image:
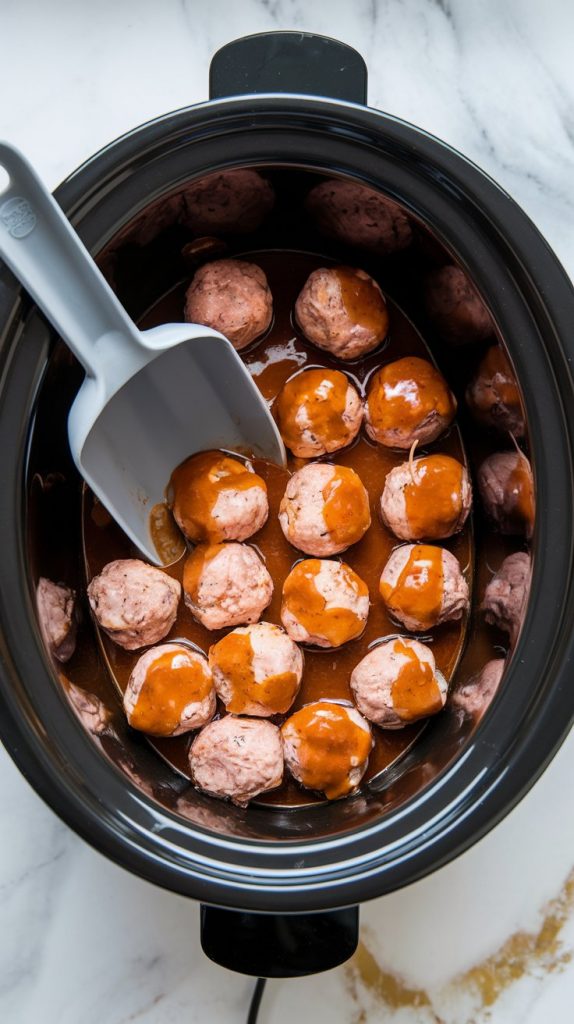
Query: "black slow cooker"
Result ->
[[1, 32, 574, 980]]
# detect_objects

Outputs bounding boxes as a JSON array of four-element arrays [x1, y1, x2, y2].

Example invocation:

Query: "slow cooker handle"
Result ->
[[209, 31, 367, 104], [200, 903, 359, 977]]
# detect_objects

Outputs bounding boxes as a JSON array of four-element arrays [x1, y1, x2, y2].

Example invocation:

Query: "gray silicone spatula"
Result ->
[[0, 143, 286, 563]]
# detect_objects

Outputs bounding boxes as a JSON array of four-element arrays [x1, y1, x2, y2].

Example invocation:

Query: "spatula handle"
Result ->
[[0, 142, 139, 377]]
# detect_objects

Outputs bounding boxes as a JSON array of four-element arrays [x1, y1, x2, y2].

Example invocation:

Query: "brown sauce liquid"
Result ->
[[273, 368, 351, 455], [82, 251, 472, 807], [129, 649, 211, 736], [335, 266, 389, 337], [282, 702, 373, 799], [210, 631, 298, 715], [367, 355, 455, 435], [282, 559, 368, 648], [480, 346, 521, 413], [170, 450, 265, 544], [380, 545, 444, 631], [321, 466, 371, 547], [390, 640, 444, 721], [149, 503, 186, 564], [404, 454, 465, 539]]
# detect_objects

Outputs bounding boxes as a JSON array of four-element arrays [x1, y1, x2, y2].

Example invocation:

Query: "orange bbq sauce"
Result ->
[[209, 631, 299, 715], [366, 355, 456, 438], [129, 649, 212, 737], [390, 640, 444, 721], [403, 454, 466, 539], [282, 559, 368, 648], [380, 545, 445, 631], [273, 368, 354, 455], [169, 450, 266, 544], [282, 702, 373, 799]]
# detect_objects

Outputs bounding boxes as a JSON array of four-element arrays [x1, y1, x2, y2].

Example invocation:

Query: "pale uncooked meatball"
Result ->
[[425, 265, 493, 344], [282, 701, 373, 800], [279, 462, 371, 556], [273, 368, 363, 458], [380, 454, 472, 541], [124, 643, 216, 737], [477, 451, 534, 538], [465, 346, 525, 437], [88, 559, 181, 650], [306, 180, 412, 253], [380, 543, 469, 631], [209, 621, 303, 716], [365, 356, 456, 449], [281, 558, 369, 648], [190, 716, 283, 806], [170, 450, 268, 544], [295, 266, 389, 361], [36, 577, 78, 662], [180, 169, 275, 234], [350, 637, 447, 728], [481, 551, 531, 647], [184, 259, 273, 350], [65, 681, 112, 735], [183, 542, 273, 630], [450, 659, 505, 720]]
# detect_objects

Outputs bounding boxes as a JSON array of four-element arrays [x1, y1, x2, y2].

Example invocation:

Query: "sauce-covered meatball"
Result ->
[[183, 542, 273, 630], [295, 266, 389, 361], [305, 180, 412, 253], [365, 356, 456, 448], [481, 551, 531, 647], [88, 559, 181, 650], [273, 368, 363, 458], [451, 659, 505, 720], [124, 643, 215, 736], [279, 462, 371, 556], [379, 544, 469, 631], [477, 451, 534, 538], [209, 621, 303, 716], [425, 265, 493, 344], [380, 454, 472, 541], [281, 558, 369, 648], [190, 716, 283, 806], [184, 259, 273, 350], [466, 346, 525, 437], [180, 169, 275, 234], [36, 577, 78, 663], [282, 701, 373, 800], [350, 637, 447, 728], [170, 450, 268, 544]]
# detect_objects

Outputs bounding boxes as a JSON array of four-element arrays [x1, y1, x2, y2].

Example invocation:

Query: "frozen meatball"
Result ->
[[380, 454, 472, 541], [170, 450, 268, 544], [380, 543, 469, 631], [281, 558, 369, 648], [295, 266, 389, 361], [36, 577, 78, 663], [209, 621, 303, 716], [190, 716, 283, 806], [425, 265, 493, 344], [274, 368, 363, 458], [184, 259, 273, 350], [183, 542, 272, 630], [180, 169, 275, 234], [365, 356, 456, 449], [451, 659, 505, 720], [282, 701, 373, 800], [124, 643, 216, 737], [306, 179, 412, 254], [279, 463, 371, 556], [88, 559, 181, 650], [350, 637, 447, 728], [65, 681, 112, 735], [466, 346, 525, 437], [481, 551, 531, 647], [477, 451, 534, 538]]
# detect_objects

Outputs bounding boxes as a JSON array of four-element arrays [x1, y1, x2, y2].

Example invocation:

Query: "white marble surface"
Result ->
[[1, 0, 574, 1021]]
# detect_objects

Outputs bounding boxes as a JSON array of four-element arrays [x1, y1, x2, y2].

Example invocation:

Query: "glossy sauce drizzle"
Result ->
[[321, 466, 371, 548], [381, 545, 444, 630], [335, 266, 389, 337], [404, 455, 465, 539], [390, 640, 444, 721], [209, 631, 298, 715], [367, 356, 455, 435], [273, 368, 351, 455], [170, 451, 265, 544], [129, 649, 211, 736], [283, 702, 373, 799], [282, 559, 367, 648]]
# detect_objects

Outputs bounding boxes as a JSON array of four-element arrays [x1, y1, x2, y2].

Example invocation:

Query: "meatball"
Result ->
[[124, 643, 216, 737], [365, 356, 456, 449], [465, 346, 525, 437], [180, 169, 275, 234], [279, 462, 371, 556], [184, 259, 273, 350], [305, 179, 412, 254], [350, 637, 447, 728], [481, 552, 531, 647], [87, 559, 181, 650], [183, 542, 273, 630], [424, 265, 493, 344], [209, 621, 303, 716], [36, 577, 78, 663], [273, 368, 363, 458], [380, 543, 469, 631], [380, 454, 472, 541], [65, 681, 112, 735], [282, 701, 373, 800], [451, 659, 505, 720], [117, 192, 183, 247], [281, 558, 369, 648], [169, 450, 268, 544], [295, 266, 389, 361], [190, 716, 283, 806], [477, 451, 534, 538]]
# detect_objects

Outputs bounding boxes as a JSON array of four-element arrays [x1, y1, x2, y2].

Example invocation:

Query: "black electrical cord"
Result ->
[[247, 977, 267, 1024]]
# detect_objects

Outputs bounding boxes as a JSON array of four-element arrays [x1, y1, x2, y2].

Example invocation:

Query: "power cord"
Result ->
[[247, 978, 267, 1024]]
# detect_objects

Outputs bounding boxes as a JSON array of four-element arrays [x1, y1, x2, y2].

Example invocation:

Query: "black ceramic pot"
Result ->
[[1, 32, 574, 980]]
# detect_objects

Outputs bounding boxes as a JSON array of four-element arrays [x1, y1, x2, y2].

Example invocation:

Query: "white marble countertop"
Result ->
[[1, 1, 574, 1021]]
